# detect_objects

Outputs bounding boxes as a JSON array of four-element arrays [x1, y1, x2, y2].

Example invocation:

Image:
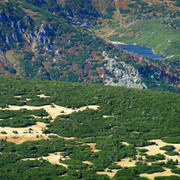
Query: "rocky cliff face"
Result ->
[[35, 22, 54, 45], [102, 51, 147, 89]]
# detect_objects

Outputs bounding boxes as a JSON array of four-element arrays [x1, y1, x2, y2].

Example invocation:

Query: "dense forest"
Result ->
[[0, 76, 179, 179]]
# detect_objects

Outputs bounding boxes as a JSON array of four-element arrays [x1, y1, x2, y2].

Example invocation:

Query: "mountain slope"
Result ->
[[0, 0, 146, 89], [90, 0, 180, 90], [0, 0, 179, 92], [0, 76, 179, 179]]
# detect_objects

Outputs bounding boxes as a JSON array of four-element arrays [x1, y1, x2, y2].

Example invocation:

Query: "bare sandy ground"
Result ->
[[22, 152, 69, 168], [37, 94, 51, 98], [82, 161, 93, 165], [121, 142, 130, 146], [86, 143, 100, 152], [103, 115, 114, 118], [116, 157, 137, 167], [0, 104, 99, 122], [97, 168, 119, 178], [138, 139, 180, 163], [150, 139, 180, 152], [14, 95, 22, 98], [0, 121, 76, 144], [0, 104, 99, 143], [110, 139, 180, 179], [0, 122, 61, 144], [140, 168, 180, 179], [1, 104, 99, 119], [138, 139, 180, 179]]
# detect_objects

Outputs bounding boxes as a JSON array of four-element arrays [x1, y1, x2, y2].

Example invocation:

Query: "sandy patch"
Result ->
[[121, 142, 129, 146], [140, 168, 180, 179], [14, 96, 22, 98], [97, 168, 119, 178], [14, 96, 31, 101], [31, 115, 50, 119], [116, 157, 137, 167], [114, 139, 180, 172], [1, 104, 99, 120], [0, 104, 99, 143], [82, 161, 93, 165], [3, 135, 48, 144], [22, 152, 69, 168], [103, 115, 114, 118], [150, 139, 180, 152], [0, 122, 46, 136], [0, 122, 49, 144], [86, 143, 100, 152], [0, 121, 75, 144], [138, 139, 180, 163], [58, 136, 75, 140], [37, 94, 51, 98]]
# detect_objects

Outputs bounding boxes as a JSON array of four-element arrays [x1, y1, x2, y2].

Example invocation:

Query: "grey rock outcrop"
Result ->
[[102, 51, 147, 89], [35, 22, 54, 44]]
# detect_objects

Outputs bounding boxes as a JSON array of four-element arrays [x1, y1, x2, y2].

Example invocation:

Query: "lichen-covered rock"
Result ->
[[102, 51, 147, 89]]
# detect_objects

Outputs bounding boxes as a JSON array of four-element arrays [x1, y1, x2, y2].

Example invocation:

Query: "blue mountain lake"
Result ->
[[115, 43, 166, 59]]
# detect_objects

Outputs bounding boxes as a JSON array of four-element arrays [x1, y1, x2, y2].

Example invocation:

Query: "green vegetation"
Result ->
[[165, 151, 179, 156], [0, 76, 179, 141], [91, 0, 180, 92], [0, 109, 50, 127], [155, 176, 180, 180], [109, 20, 180, 58], [162, 137, 180, 144], [0, 76, 179, 179], [145, 154, 165, 162], [0, 0, 179, 93], [0, 0, 180, 177], [160, 145, 175, 152]]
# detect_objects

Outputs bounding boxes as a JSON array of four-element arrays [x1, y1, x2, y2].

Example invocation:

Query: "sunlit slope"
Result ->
[[0, 76, 180, 179], [109, 20, 180, 58]]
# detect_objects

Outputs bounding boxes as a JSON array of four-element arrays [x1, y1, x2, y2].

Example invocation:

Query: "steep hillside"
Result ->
[[0, 0, 146, 89], [90, 0, 180, 90], [0, 76, 180, 179], [91, 0, 180, 57], [0, 0, 179, 92]]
